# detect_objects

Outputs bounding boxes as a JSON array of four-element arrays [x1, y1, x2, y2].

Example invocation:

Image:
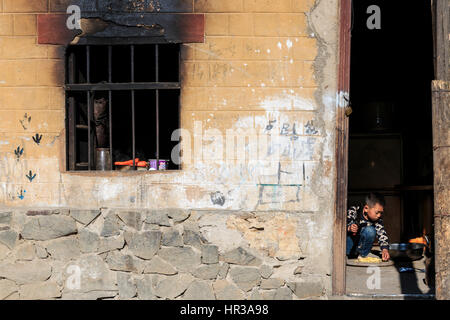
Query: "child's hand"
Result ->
[[382, 249, 390, 261], [348, 224, 358, 234]]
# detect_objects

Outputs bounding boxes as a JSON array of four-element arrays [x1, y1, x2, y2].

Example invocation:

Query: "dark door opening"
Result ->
[[346, 0, 435, 296]]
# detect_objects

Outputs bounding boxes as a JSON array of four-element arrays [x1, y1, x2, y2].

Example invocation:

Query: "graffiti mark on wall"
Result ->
[[304, 120, 319, 135], [14, 146, 24, 160], [19, 113, 31, 130], [26, 170, 37, 182], [210, 191, 226, 206], [280, 123, 299, 140], [18, 188, 26, 200], [32, 134, 43, 145], [264, 120, 277, 133], [255, 162, 305, 209]]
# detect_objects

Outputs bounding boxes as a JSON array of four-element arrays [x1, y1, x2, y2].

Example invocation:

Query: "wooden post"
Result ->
[[432, 0, 449, 300], [333, 0, 352, 296], [432, 80, 450, 300]]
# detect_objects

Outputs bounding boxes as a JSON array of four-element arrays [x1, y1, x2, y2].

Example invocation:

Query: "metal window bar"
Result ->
[[67, 44, 180, 171], [108, 45, 113, 170], [68, 52, 76, 171], [155, 44, 160, 166], [86, 45, 92, 171], [131, 45, 136, 170]]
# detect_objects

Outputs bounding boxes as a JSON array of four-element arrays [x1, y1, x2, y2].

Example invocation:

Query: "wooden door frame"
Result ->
[[334, 0, 448, 297], [333, 0, 352, 296]]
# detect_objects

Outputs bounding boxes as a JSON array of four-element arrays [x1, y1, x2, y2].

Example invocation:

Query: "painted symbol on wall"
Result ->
[[26, 170, 37, 182], [210, 191, 226, 206], [305, 120, 319, 135], [19, 113, 31, 130], [265, 120, 277, 133], [18, 188, 26, 200], [367, 5, 381, 30], [255, 162, 305, 209], [280, 123, 299, 140], [32, 133, 43, 145], [14, 146, 24, 160]]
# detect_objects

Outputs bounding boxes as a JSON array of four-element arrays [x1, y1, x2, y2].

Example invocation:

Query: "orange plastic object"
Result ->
[[114, 158, 140, 166], [409, 237, 427, 245], [137, 161, 147, 167]]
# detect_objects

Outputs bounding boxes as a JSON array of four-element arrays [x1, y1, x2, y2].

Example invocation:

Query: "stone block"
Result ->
[[145, 210, 171, 227], [229, 13, 253, 36], [117, 272, 136, 300], [221, 247, 262, 266], [166, 209, 191, 223], [0, 229, 18, 249], [37, 60, 65, 86], [15, 243, 35, 261], [117, 210, 144, 230], [201, 244, 219, 264], [46, 236, 81, 261], [13, 14, 37, 36], [98, 235, 125, 254], [0, 15, 13, 36], [192, 264, 220, 280], [253, 14, 307, 37], [79, 229, 100, 253], [212, 280, 244, 300], [273, 287, 293, 300], [3, 0, 48, 12], [182, 280, 215, 300], [152, 274, 194, 299], [143, 256, 177, 275], [70, 209, 100, 225], [260, 278, 285, 289], [218, 262, 229, 279], [287, 279, 324, 299], [249, 288, 262, 300], [0, 211, 12, 225], [19, 281, 61, 300], [0, 243, 10, 260], [259, 264, 273, 279], [0, 260, 52, 284], [35, 245, 48, 259], [162, 229, 183, 247], [21, 215, 77, 241], [101, 213, 121, 237], [158, 247, 201, 273], [135, 275, 155, 300], [106, 251, 145, 274], [125, 231, 161, 260], [205, 13, 229, 36], [183, 229, 205, 249], [229, 266, 261, 292], [0, 279, 18, 300]]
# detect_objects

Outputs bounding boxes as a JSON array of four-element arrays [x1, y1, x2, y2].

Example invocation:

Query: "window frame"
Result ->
[[65, 44, 181, 171]]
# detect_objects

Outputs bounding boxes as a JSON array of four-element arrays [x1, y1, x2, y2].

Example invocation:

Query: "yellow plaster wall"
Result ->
[[0, 0, 338, 213]]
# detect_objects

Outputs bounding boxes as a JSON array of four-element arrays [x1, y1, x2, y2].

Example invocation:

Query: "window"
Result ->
[[65, 44, 180, 171]]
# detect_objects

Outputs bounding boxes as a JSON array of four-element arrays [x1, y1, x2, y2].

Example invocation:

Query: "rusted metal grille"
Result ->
[[65, 44, 180, 171]]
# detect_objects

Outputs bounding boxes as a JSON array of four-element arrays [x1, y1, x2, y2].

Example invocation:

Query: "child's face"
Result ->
[[363, 203, 384, 221]]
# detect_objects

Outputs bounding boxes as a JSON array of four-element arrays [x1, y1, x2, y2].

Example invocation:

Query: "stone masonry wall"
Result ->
[[0, 208, 325, 300]]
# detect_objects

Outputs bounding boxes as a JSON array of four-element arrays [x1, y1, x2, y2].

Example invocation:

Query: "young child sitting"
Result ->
[[346, 193, 390, 262]]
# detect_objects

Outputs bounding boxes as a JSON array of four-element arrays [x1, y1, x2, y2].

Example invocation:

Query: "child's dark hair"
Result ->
[[365, 192, 385, 208]]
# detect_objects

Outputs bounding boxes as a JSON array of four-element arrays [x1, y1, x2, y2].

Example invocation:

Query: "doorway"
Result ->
[[345, 0, 435, 296]]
